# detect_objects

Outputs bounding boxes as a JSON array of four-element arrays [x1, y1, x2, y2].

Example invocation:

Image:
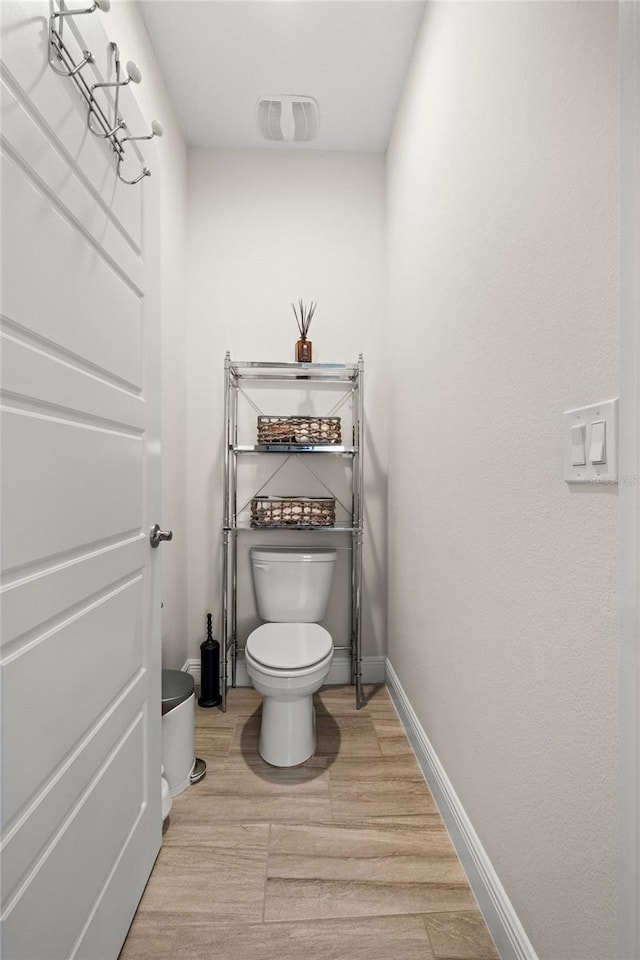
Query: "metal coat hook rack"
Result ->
[[48, 0, 163, 185]]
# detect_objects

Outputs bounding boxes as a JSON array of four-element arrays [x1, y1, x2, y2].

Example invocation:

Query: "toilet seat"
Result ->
[[246, 622, 332, 671]]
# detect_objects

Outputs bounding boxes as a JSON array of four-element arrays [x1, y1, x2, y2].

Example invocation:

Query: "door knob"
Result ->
[[150, 524, 173, 548]]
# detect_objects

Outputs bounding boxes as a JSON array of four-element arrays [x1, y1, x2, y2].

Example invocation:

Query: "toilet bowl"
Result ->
[[246, 622, 333, 766], [247, 546, 336, 767]]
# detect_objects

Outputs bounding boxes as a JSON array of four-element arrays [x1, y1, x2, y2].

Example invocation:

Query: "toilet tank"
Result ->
[[250, 546, 337, 623]]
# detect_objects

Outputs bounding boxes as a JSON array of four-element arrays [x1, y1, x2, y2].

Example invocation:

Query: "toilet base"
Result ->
[[259, 693, 316, 767]]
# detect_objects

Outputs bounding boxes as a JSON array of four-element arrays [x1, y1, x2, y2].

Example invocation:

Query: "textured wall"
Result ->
[[386, 3, 619, 958], [186, 148, 386, 659], [106, 1, 189, 669]]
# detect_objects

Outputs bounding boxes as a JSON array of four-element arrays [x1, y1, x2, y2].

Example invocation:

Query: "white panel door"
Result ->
[[0, 3, 163, 958]]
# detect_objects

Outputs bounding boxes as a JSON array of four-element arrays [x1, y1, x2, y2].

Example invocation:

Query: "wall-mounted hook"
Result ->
[[117, 163, 150, 186], [52, 0, 111, 19], [116, 120, 162, 184], [47, 13, 162, 188], [50, 0, 111, 28], [48, 0, 110, 77], [120, 119, 164, 147], [58, 47, 94, 77], [88, 50, 142, 137]]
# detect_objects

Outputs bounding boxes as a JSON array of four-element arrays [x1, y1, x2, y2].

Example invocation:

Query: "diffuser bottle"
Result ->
[[296, 337, 312, 362], [292, 300, 316, 362]]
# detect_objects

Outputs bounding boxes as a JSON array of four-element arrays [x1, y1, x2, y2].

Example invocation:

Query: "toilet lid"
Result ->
[[246, 623, 332, 670]]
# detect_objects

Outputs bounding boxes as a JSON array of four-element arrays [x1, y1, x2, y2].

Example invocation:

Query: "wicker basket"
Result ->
[[257, 416, 341, 446], [250, 496, 335, 528]]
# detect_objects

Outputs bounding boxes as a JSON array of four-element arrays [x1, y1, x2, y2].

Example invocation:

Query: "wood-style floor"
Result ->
[[120, 685, 499, 960]]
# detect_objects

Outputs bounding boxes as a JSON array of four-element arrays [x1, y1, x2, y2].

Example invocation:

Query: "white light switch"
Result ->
[[589, 420, 606, 464], [563, 399, 617, 484], [570, 423, 586, 465]]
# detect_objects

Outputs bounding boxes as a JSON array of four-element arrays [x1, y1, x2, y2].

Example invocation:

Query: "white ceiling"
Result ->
[[140, 0, 426, 152]]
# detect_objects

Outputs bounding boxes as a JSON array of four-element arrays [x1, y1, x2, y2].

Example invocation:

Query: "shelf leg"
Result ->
[[221, 528, 230, 712], [231, 530, 237, 689]]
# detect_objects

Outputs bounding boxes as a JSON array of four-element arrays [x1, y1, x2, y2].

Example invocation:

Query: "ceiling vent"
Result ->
[[257, 96, 319, 142]]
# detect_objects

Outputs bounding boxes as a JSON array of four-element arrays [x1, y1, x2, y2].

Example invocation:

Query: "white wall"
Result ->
[[619, 3, 640, 955], [106, 1, 189, 668], [386, 4, 619, 959], [186, 148, 386, 660]]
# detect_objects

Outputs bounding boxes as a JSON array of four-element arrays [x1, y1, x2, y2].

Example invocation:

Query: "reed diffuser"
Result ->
[[292, 300, 316, 362]]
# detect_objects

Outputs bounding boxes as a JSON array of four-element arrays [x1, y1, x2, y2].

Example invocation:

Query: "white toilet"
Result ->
[[245, 545, 337, 767]]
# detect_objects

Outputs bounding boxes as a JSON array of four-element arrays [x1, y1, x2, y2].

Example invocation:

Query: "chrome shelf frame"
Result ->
[[220, 352, 365, 711], [226, 522, 358, 533], [228, 359, 359, 382], [234, 444, 356, 455]]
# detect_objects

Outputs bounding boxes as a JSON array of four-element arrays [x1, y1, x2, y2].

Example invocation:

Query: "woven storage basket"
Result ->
[[250, 496, 335, 528], [257, 416, 341, 446]]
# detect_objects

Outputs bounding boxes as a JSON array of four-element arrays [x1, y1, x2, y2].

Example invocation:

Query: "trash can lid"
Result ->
[[162, 669, 194, 714]]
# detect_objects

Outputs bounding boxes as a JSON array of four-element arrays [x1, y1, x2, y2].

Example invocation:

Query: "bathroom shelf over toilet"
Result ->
[[220, 353, 365, 711]]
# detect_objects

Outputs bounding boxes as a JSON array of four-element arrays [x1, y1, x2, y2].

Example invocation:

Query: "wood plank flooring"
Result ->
[[120, 685, 499, 960]]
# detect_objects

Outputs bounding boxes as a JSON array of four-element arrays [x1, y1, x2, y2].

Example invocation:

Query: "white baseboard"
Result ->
[[385, 658, 538, 960], [183, 654, 386, 687]]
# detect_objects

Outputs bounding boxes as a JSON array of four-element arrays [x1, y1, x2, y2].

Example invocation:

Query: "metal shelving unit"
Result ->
[[220, 352, 365, 711]]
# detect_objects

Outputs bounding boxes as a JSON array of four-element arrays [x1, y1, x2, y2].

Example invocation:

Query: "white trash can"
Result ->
[[161, 670, 196, 797], [161, 767, 172, 823]]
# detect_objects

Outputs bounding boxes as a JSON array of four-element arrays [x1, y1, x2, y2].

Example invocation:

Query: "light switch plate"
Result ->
[[563, 399, 618, 484]]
